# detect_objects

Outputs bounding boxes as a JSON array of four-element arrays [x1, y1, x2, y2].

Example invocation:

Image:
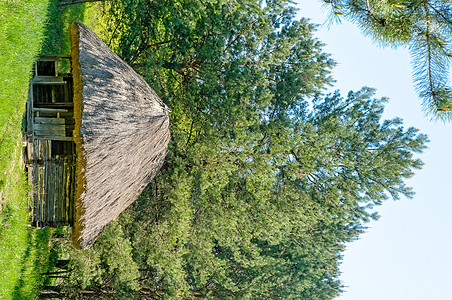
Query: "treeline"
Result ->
[[45, 0, 427, 299]]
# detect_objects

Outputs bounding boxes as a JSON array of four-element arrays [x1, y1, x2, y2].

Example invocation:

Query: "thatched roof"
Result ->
[[70, 21, 170, 250]]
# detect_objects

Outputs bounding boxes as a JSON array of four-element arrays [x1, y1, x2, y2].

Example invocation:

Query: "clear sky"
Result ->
[[296, 1, 452, 299]]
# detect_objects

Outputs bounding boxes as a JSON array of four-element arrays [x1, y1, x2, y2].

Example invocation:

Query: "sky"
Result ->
[[296, 1, 452, 299]]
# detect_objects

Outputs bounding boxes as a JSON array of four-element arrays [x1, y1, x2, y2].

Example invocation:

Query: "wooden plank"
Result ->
[[28, 166, 34, 225], [57, 159, 61, 226], [61, 158, 67, 225], [27, 81, 34, 137], [53, 158, 58, 227], [55, 60, 59, 77], [34, 136, 73, 142], [67, 160, 72, 225], [42, 164, 46, 226], [55, 158, 59, 227], [32, 167, 36, 227], [49, 159, 54, 227], [34, 165, 38, 227], [37, 166, 42, 227], [33, 107, 68, 113], [34, 102, 73, 108], [37, 140, 41, 160], [33, 123, 66, 138], [30, 166, 36, 226], [51, 84, 55, 103], [32, 76, 64, 84], [33, 140, 39, 161], [65, 157, 72, 225], [69, 162, 75, 225], [54, 158, 59, 227], [35, 117, 66, 125], [45, 162, 50, 226], [60, 158, 66, 225], [47, 159, 55, 226], [35, 166, 39, 227], [32, 81, 67, 86], [67, 158, 73, 225], [27, 140, 33, 161]]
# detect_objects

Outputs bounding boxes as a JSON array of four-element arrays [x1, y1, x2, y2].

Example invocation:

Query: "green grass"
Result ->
[[0, 0, 96, 298], [41, 0, 86, 55], [0, 0, 51, 298]]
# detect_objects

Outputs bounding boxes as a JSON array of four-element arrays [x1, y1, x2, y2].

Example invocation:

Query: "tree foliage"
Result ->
[[52, 0, 428, 299], [323, 0, 452, 120]]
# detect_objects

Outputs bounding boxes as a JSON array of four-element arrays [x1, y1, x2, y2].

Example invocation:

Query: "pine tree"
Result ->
[[322, 0, 452, 120], [54, 1, 428, 298]]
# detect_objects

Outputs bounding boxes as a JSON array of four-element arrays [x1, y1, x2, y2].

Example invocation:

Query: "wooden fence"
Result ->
[[29, 139, 76, 227]]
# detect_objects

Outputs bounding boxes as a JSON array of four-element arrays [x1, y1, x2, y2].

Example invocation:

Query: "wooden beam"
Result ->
[[32, 76, 64, 84], [34, 136, 73, 142], [35, 117, 66, 125], [33, 108, 69, 113]]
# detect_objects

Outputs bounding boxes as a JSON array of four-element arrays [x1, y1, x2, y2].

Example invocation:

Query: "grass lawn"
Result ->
[[0, 1, 96, 298], [0, 1, 51, 298]]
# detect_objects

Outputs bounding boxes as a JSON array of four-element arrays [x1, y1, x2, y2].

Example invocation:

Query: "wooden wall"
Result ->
[[26, 55, 77, 228], [29, 140, 76, 227]]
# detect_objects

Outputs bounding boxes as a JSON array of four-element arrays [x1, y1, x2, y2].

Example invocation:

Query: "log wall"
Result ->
[[30, 141, 76, 227], [26, 55, 76, 228]]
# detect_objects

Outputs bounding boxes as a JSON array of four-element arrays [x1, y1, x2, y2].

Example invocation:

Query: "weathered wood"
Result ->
[[44, 163, 49, 225], [30, 166, 35, 225], [33, 124, 66, 139], [27, 140, 33, 161], [34, 136, 73, 142], [55, 159, 59, 226], [28, 55, 76, 228], [47, 162, 51, 225], [35, 117, 66, 125], [33, 108, 69, 113], [61, 158, 67, 224], [51, 83, 56, 103], [54, 159, 58, 226], [70, 162, 75, 225], [35, 165, 39, 227], [32, 81, 67, 86], [35, 102, 73, 108], [32, 76, 64, 84], [37, 166, 42, 227], [33, 166, 38, 225], [50, 160, 54, 226], [58, 159, 64, 226], [27, 82, 34, 137]]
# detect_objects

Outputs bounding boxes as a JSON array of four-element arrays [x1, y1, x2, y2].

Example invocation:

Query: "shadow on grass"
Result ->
[[11, 228, 55, 299], [41, 0, 86, 54]]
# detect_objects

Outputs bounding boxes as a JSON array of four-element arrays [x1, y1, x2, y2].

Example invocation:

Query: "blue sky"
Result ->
[[296, 1, 452, 299]]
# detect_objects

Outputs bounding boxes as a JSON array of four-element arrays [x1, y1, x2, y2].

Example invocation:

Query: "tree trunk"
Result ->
[[39, 286, 64, 299], [59, 0, 105, 6]]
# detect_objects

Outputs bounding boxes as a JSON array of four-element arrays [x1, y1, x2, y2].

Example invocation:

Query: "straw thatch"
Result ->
[[70, 21, 170, 250]]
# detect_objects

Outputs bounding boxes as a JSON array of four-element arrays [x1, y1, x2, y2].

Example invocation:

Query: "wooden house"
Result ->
[[25, 55, 76, 228], [25, 21, 171, 249]]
